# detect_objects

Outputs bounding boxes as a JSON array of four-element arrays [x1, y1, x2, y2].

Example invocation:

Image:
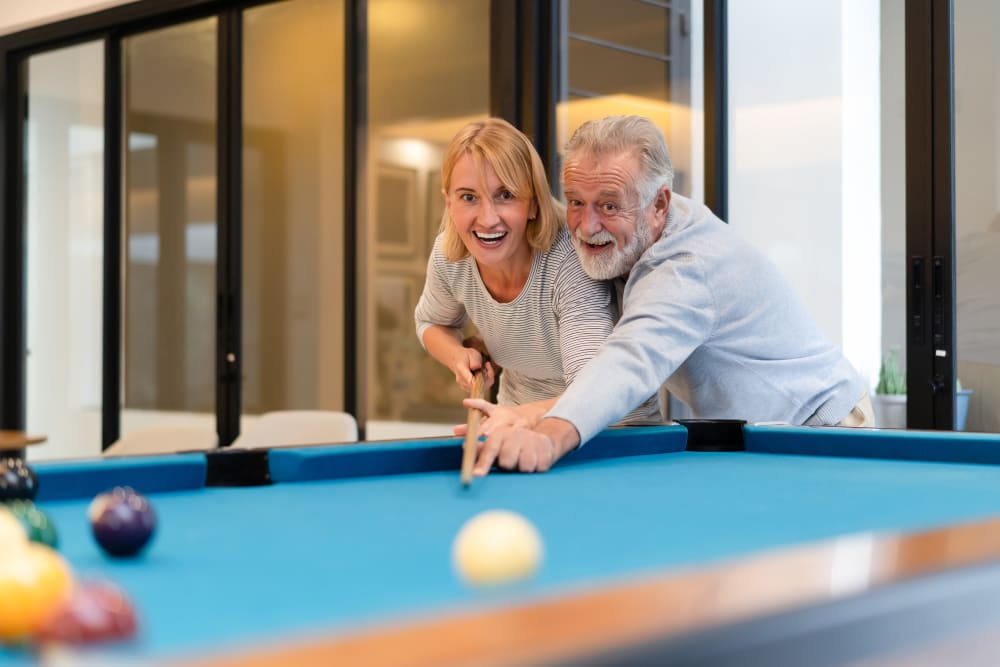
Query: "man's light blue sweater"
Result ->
[[548, 194, 866, 444]]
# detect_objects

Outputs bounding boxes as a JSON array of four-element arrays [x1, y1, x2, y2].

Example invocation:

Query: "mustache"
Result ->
[[575, 229, 616, 245]]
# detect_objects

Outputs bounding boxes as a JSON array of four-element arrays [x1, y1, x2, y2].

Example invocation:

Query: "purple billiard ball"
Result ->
[[88, 487, 156, 557]]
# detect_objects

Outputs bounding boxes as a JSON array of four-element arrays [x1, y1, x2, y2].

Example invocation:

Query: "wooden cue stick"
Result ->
[[461, 370, 489, 487]]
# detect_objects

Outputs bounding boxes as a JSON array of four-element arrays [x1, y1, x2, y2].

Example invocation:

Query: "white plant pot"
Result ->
[[872, 394, 907, 429], [872, 391, 973, 430]]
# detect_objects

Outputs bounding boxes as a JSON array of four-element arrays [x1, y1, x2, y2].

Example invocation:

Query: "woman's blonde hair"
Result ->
[[439, 118, 563, 261]]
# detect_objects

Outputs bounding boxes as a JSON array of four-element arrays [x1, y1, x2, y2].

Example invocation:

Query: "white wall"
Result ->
[[0, 0, 132, 35]]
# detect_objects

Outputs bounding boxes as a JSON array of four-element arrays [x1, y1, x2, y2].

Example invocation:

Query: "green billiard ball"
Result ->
[[5, 499, 58, 549]]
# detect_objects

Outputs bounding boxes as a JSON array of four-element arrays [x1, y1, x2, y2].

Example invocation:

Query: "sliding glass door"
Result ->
[[954, 0, 1000, 433], [121, 18, 218, 438], [24, 42, 105, 458]]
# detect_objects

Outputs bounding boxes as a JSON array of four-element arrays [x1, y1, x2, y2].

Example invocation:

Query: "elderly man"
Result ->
[[466, 115, 872, 475]]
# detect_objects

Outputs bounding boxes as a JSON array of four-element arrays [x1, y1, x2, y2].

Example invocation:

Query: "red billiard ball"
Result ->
[[88, 487, 156, 558], [36, 578, 138, 644]]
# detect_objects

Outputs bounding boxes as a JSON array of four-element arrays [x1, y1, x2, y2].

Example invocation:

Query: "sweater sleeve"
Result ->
[[547, 250, 715, 443], [413, 238, 468, 347]]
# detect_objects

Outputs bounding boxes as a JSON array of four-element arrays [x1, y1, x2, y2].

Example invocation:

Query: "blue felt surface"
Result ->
[[8, 443, 1000, 665]]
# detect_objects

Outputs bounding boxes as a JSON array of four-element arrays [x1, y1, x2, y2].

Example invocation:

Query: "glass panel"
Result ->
[[954, 0, 1000, 433], [121, 19, 217, 437], [876, 0, 907, 428], [728, 2, 901, 426], [567, 0, 671, 55], [365, 0, 490, 437], [242, 0, 345, 414], [558, 0, 697, 199], [24, 42, 105, 460]]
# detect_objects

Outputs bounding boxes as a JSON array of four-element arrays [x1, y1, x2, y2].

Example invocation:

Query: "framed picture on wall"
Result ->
[[376, 164, 419, 258], [425, 170, 445, 256], [374, 273, 417, 419]]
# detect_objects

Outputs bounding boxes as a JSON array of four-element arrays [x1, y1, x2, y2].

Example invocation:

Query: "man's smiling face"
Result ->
[[563, 151, 663, 280]]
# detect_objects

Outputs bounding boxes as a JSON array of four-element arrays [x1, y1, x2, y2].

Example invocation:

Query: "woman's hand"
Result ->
[[453, 400, 547, 437], [450, 345, 495, 394]]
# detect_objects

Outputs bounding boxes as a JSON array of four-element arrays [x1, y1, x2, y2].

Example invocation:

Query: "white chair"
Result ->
[[232, 410, 358, 449], [103, 425, 219, 457]]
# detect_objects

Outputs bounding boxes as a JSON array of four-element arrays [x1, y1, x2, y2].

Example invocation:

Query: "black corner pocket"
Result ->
[[677, 419, 746, 451]]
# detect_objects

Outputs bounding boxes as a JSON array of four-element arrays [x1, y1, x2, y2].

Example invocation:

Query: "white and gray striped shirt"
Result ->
[[415, 227, 661, 424]]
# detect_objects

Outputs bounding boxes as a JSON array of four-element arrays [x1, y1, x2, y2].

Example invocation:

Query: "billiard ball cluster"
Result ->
[[0, 456, 155, 646]]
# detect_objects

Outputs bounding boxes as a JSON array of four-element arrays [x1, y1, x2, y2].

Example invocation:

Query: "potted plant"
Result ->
[[873, 348, 907, 428], [872, 347, 974, 430]]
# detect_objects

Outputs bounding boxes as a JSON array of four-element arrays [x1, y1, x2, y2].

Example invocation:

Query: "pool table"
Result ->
[[7, 423, 1000, 666]]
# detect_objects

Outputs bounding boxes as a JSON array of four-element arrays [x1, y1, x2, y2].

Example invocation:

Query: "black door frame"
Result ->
[[905, 0, 956, 430]]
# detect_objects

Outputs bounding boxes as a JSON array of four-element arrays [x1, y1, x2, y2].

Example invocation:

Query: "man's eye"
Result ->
[[602, 202, 618, 213], [567, 199, 582, 208]]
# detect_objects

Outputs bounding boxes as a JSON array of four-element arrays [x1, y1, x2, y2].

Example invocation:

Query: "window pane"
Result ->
[[955, 0, 1000, 433], [242, 0, 345, 414], [24, 42, 105, 459], [122, 18, 217, 433], [366, 0, 490, 436], [728, 2, 901, 426], [568, 0, 672, 55], [558, 0, 698, 198]]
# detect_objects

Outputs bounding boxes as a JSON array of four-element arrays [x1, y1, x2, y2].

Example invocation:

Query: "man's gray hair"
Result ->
[[563, 115, 674, 208]]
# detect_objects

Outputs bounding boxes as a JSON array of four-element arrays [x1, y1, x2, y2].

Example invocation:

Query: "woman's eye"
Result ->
[[497, 190, 515, 201], [459, 193, 476, 203]]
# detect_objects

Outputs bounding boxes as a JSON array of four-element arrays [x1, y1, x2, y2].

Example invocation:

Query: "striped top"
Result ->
[[415, 228, 661, 423]]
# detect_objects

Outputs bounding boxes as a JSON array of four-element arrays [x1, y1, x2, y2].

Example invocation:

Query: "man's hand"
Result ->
[[474, 425, 559, 475], [460, 407, 581, 476]]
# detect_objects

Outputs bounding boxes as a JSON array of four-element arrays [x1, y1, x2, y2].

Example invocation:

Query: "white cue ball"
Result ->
[[452, 510, 544, 587]]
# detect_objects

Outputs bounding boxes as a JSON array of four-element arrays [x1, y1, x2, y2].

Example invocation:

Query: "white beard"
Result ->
[[573, 216, 653, 280]]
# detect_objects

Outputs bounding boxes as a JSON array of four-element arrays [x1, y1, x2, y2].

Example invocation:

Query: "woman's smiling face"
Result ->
[[445, 151, 537, 270]]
